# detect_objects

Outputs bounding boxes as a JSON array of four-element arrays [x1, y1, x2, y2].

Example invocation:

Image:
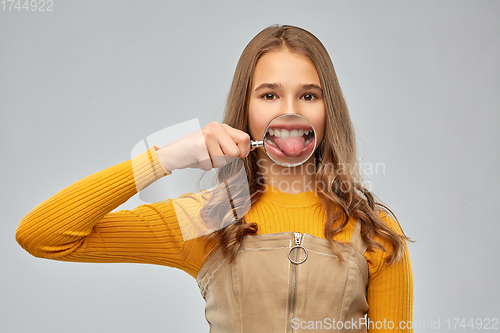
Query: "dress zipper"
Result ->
[[288, 232, 307, 333]]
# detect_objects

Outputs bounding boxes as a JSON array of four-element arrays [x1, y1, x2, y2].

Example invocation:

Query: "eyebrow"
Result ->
[[302, 84, 323, 92], [253, 83, 323, 92], [254, 83, 282, 92]]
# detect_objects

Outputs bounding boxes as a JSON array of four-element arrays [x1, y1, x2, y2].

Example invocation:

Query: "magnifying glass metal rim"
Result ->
[[249, 114, 317, 167]]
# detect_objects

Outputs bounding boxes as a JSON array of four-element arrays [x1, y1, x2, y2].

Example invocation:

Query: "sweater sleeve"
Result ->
[[365, 211, 414, 332], [15, 145, 210, 279]]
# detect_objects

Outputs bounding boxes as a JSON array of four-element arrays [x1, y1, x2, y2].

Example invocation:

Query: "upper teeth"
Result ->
[[268, 129, 310, 137]]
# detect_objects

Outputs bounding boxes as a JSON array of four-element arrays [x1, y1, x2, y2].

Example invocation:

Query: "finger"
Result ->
[[221, 124, 251, 158], [214, 125, 242, 159], [197, 156, 214, 171], [204, 129, 227, 169]]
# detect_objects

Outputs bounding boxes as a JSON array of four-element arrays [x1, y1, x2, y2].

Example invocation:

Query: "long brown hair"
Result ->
[[200, 24, 412, 264]]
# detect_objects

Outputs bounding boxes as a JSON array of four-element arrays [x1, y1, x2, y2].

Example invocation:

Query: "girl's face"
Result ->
[[248, 49, 326, 164]]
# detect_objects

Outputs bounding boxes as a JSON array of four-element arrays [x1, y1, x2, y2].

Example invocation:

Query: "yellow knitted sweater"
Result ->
[[15, 145, 413, 332]]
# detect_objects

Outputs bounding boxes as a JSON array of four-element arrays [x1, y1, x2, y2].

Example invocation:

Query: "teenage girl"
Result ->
[[16, 24, 413, 333]]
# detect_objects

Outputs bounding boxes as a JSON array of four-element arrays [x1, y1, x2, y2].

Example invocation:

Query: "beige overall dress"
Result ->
[[197, 221, 369, 333]]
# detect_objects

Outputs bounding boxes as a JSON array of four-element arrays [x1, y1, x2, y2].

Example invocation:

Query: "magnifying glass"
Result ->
[[250, 114, 317, 167]]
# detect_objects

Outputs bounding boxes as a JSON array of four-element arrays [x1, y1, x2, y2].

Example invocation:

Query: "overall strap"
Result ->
[[349, 219, 368, 255]]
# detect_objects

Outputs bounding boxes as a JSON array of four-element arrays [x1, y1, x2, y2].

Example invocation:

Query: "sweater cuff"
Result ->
[[131, 145, 172, 193]]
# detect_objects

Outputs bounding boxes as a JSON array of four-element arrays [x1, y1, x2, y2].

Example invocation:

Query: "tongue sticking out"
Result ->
[[273, 136, 306, 156]]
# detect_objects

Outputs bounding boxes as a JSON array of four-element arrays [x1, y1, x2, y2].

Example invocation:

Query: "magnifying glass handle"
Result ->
[[250, 140, 263, 149]]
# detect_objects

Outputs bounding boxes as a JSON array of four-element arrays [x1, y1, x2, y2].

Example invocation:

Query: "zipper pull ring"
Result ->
[[288, 232, 308, 265]]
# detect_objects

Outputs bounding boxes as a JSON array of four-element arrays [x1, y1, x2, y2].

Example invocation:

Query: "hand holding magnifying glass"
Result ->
[[156, 114, 317, 173]]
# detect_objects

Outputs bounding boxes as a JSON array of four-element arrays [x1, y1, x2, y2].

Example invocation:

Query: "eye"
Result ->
[[302, 93, 318, 101], [262, 93, 277, 101]]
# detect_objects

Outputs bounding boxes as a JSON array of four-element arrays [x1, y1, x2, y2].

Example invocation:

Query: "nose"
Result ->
[[280, 96, 300, 116]]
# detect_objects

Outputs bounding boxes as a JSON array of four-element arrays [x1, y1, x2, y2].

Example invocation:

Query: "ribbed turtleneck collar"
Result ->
[[258, 183, 323, 207]]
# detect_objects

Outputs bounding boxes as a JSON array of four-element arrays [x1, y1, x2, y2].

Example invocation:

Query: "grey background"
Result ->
[[1, 1, 499, 332]]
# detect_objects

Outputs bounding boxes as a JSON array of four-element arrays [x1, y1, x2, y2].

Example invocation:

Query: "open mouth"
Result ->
[[264, 126, 315, 157]]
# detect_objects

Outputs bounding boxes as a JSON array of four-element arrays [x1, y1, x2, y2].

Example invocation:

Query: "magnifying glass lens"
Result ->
[[251, 114, 317, 167]]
